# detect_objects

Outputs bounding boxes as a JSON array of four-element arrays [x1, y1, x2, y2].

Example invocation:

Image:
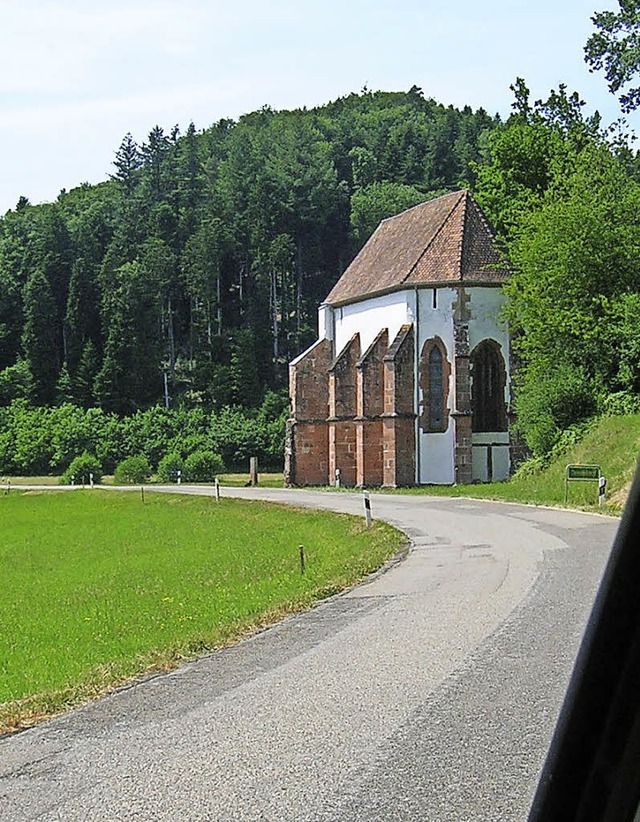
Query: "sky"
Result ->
[[0, 0, 633, 215]]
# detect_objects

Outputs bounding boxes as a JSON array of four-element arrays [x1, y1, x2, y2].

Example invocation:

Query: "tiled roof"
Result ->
[[325, 190, 508, 306]]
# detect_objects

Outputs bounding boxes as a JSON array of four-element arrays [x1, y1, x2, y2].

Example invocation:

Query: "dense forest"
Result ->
[[2, 52, 640, 476], [0, 88, 497, 415]]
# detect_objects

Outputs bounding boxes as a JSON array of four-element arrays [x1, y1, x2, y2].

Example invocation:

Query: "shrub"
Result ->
[[114, 455, 151, 484], [601, 391, 640, 417], [514, 364, 596, 457], [182, 450, 224, 482], [61, 453, 102, 485], [157, 452, 184, 483]]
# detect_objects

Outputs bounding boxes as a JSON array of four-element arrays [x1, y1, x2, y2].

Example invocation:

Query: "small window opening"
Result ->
[[419, 337, 450, 433]]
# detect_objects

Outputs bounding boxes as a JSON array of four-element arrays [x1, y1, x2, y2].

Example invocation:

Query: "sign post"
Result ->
[[565, 465, 602, 505]]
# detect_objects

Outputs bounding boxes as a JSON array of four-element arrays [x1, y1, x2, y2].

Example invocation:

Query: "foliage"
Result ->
[[0, 399, 285, 477], [114, 455, 152, 484], [585, 0, 640, 112], [61, 452, 102, 485], [0, 360, 32, 405], [475, 80, 640, 454], [182, 450, 224, 481], [0, 89, 498, 414], [601, 390, 640, 416], [156, 452, 184, 483]]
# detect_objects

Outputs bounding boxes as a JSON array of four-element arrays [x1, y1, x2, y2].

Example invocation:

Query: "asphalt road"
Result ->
[[0, 488, 618, 821]]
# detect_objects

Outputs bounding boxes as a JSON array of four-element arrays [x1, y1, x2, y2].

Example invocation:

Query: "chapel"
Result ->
[[284, 189, 512, 487]]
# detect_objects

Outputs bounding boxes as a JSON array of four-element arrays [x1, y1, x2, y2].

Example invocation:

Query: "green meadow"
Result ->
[[0, 490, 403, 733]]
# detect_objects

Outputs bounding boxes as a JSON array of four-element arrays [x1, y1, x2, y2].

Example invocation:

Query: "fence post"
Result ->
[[250, 457, 258, 487]]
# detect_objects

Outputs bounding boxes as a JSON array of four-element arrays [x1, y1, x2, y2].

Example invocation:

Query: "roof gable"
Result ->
[[325, 190, 507, 306]]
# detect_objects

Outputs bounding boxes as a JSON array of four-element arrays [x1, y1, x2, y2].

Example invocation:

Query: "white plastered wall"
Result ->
[[468, 287, 510, 482], [416, 287, 456, 484], [332, 291, 411, 357]]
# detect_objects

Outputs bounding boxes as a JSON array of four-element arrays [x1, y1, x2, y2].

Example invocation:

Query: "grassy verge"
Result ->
[[375, 414, 640, 514], [0, 490, 403, 734]]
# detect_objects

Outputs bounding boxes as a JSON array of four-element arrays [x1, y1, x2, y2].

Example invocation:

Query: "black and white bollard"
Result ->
[[89, 472, 94, 489], [335, 468, 341, 488], [177, 469, 182, 486], [599, 475, 606, 507], [214, 476, 220, 502], [363, 489, 372, 528]]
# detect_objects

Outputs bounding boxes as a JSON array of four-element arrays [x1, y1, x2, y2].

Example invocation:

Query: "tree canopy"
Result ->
[[0, 89, 499, 414], [585, 0, 640, 112]]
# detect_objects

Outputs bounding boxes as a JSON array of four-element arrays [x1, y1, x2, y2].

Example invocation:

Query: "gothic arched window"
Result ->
[[470, 339, 507, 433], [419, 337, 450, 433]]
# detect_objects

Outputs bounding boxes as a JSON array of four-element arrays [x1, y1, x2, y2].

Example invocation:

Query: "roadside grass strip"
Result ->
[[0, 490, 403, 733]]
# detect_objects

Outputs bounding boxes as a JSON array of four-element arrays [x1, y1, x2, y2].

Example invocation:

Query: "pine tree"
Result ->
[[22, 269, 59, 405]]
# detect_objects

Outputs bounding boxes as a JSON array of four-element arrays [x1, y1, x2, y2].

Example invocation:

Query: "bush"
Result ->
[[157, 452, 184, 483], [514, 364, 596, 457], [114, 455, 151, 484], [601, 391, 640, 417], [182, 450, 224, 482], [61, 453, 102, 485]]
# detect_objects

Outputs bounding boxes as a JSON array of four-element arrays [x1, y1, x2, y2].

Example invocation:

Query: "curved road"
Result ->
[[0, 488, 617, 821]]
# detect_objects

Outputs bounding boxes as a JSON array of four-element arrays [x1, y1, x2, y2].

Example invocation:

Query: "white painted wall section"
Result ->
[[416, 287, 456, 485], [333, 291, 410, 356]]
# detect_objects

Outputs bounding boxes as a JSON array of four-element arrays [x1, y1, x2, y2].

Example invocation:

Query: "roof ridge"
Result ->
[[378, 188, 463, 227], [402, 190, 466, 285]]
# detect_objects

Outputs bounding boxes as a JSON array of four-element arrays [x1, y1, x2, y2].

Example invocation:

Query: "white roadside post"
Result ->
[[89, 472, 94, 489], [214, 476, 220, 502], [177, 469, 182, 486], [363, 489, 372, 528], [335, 468, 341, 488], [599, 475, 606, 507]]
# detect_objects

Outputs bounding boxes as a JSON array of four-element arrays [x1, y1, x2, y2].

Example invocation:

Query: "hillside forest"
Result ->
[[2, 9, 640, 478]]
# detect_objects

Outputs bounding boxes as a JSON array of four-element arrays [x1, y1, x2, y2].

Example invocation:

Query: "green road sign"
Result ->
[[566, 465, 601, 481]]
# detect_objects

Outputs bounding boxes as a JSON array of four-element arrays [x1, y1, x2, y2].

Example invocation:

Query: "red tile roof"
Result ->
[[325, 190, 508, 306]]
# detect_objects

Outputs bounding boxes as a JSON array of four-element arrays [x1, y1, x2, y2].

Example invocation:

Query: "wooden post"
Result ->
[[299, 545, 305, 575], [250, 457, 258, 487]]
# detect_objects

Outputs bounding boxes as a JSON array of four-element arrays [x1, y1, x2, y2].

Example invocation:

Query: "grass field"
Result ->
[[0, 490, 403, 733]]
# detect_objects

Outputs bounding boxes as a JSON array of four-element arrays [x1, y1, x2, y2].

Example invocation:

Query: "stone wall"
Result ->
[[328, 334, 360, 486], [284, 338, 332, 486], [356, 330, 388, 487]]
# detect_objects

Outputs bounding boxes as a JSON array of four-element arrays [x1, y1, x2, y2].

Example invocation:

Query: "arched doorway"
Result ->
[[470, 339, 507, 433]]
